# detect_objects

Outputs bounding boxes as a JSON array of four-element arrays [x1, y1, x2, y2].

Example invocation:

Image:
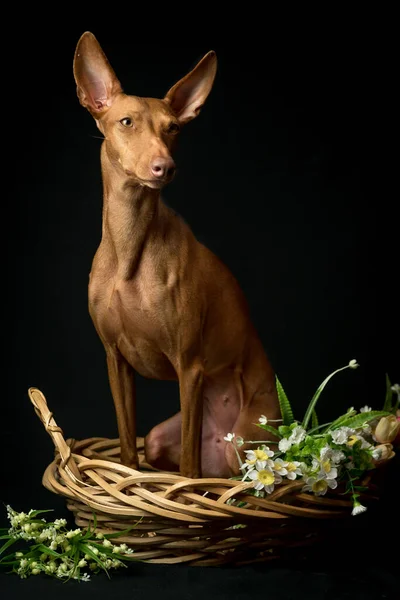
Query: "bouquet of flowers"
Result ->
[[224, 360, 399, 515]]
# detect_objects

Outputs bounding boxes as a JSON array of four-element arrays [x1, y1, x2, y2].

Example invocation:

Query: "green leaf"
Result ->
[[276, 376, 294, 426], [311, 410, 319, 429], [383, 373, 393, 412], [302, 363, 357, 429], [81, 543, 109, 577], [27, 509, 54, 519], [256, 423, 282, 438], [326, 410, 357, 432], [103, 527, 136, 540], [337, 410, 391, 430], [0, 537, 17, 558]]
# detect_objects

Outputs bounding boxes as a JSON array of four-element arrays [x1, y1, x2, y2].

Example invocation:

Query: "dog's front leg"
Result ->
[[179, 362, 204, 479], [106, 346, 138, 469]]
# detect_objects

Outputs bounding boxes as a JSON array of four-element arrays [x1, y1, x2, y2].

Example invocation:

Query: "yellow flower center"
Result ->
[[246, 449, 269, 465], [286, 462, 297, 472], [322, 460, 331, 473], [257, 470, 275, 486], [312, 479, 328, 493], [347, 435, 358, 447], [254, 449, 269, 461]]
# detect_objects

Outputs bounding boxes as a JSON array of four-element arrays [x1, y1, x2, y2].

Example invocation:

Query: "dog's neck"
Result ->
[[100, 144, 162, 281]]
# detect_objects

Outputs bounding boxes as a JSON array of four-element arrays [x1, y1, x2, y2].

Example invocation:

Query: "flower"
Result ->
[[223, 433, 235, 442], [349, 359, 359, 369], [270, 458, 288, 476], [259, 415, 268, 425], [244, 446, 274, 466], [330, 427, 355, 445], [289, 425, 307, 445], [391, 383, 400, 394], [371, 443, 395, 463], [360, 405, 372, 413], [302, 476, 338, 496], [278, 425, 307, 452], [235, 436, 244, 447], [351, 501, 367, 516], [278, 438, 292, 452], [247, 461, 282, 494], [374, 415, 400, 443], [320, 445, 345, 464], [284, 461, 303, 480]]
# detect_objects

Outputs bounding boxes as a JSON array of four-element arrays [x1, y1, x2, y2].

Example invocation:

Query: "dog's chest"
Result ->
[[89, 271, 178, 379]]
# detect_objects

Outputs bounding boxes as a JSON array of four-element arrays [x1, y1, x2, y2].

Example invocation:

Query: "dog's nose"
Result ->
[[150, 157, 176, 179]]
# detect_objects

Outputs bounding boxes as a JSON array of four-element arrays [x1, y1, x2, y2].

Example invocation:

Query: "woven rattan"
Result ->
[[28, 387, 380, 566]]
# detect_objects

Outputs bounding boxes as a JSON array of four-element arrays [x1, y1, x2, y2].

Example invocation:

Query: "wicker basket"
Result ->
[[28, 387, 381, 566]]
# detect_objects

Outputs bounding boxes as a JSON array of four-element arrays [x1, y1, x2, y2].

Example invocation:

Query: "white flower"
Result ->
[[78, 559, 87, 568], [223, 433, 235, 442], [66, 528, 81, 539], [371, 448, 382, 460], [360, 405, 372, 413], [320, 445, 346, 464], [259, 415, 268, 425], [54, 518, 67, 529], [248, 463, 282, 494], [278, 438, 292, 452], [289, 426, 307, 445], [244, 446, 274, 466], [284, 461, 303, 480], [302, 476, 338, 496], [330, 427, 355, 445], [351, 502, 367, 516], [349, 359, 359, 369], [391, 383, 400, 394], [235, 436, 244, 447], [81, 573, 91, 582], [270, 458, 288, 476]]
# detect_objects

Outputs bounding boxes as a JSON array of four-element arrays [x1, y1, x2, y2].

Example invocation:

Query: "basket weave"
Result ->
[[28, 387, 381, 566]]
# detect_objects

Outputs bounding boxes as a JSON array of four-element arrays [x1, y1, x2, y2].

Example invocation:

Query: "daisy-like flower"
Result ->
[[285, 461, 303, 480], [360, 405, 372, 413], [223, 433, 235, 443], [302, 475, 338, 496], [247, 461, 283, 494], [330, 426, 355, 445], [244, 446, 274, 467], [351, 501, 367, 516], [259, 415, 268, 425], [270, 458, 288, 476], [312, 457, 338, 481]]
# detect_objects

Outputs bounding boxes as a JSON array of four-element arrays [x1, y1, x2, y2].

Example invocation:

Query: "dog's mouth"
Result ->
[[124, 171, 175, 189]]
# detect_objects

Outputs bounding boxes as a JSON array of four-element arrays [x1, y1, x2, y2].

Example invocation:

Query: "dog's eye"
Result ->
[[168, 122, 180, 134], [120, 117, 133, 127]]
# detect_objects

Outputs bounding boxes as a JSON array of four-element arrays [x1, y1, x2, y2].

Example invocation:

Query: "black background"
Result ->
[[2, 14, 399, 599]]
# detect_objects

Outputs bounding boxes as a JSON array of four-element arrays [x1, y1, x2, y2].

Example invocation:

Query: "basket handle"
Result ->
[[28, 387, 82, 481]]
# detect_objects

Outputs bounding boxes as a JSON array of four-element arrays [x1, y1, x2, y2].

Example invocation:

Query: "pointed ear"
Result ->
[[73, 32, 122, 116], [164, 51, 217, 125]]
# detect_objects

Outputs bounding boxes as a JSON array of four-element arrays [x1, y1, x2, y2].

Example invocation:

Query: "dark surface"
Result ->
[[2, 13, 399, 600]]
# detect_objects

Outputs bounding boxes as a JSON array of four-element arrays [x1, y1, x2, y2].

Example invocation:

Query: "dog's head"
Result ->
[[73, 32, 217, 189]]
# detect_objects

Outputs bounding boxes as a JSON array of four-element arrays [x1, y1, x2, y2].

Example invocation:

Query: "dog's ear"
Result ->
[[73, 32, 122, 116], [164, 51, 217, 125]]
